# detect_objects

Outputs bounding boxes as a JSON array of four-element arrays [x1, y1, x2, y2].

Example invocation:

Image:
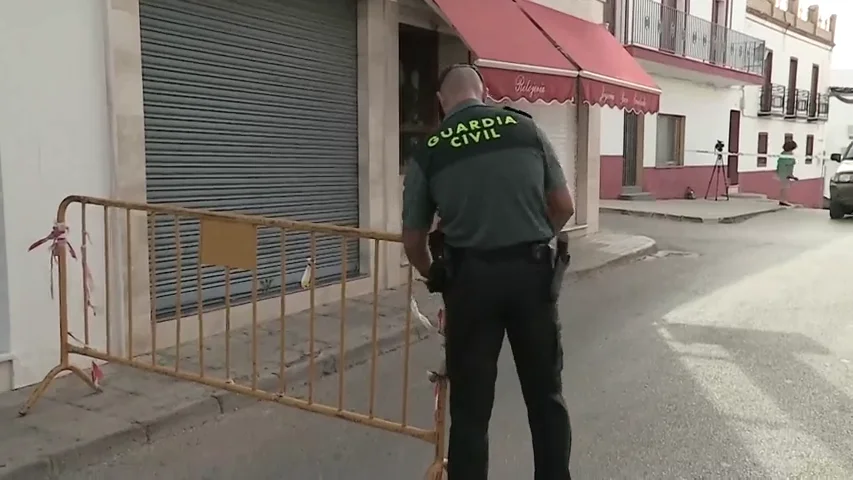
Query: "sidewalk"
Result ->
[[0, 232, 656, 480], [600, 198, 787, 224]]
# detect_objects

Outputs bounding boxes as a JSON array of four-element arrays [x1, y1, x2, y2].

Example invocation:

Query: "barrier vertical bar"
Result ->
[[148, 212, 157, 365], [401, 264, 413, 426], [125, 209, 133, 359], [224, 268, 232, 382], [308, 232, 317, 404], [251, 233, 259, 390], [279, 230, 287, 393], [81, 201, 90, 345], [368, 239, 380, 418], [58, 205, 71, 368], [338, 236, 347, 411], [104, 206, 112, 356], [174, 215, 183, 372], [197, 263, 205, 377]]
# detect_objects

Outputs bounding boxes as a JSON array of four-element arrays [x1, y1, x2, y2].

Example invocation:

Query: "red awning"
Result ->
[[428, 0, 579, 104], [518, 0, 662, 114]]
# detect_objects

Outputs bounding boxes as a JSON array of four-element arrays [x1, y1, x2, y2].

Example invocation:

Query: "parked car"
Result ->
[[828, 141, 853, 220]]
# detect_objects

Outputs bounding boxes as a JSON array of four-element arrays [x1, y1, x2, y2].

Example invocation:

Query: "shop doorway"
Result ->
[[623, 112, 639, 187], [727, 109, 741, 185], [622, 111, 646, 193], [399, 24, 439, 175]]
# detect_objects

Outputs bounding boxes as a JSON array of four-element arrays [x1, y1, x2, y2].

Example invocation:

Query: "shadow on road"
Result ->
[[665, 323, 853, 466]]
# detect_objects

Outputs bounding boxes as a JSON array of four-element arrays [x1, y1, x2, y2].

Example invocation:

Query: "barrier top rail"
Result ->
[[59, 195, 403, 243]]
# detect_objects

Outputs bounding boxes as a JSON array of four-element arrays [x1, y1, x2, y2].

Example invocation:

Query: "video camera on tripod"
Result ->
[[704, 139, 730, 201]]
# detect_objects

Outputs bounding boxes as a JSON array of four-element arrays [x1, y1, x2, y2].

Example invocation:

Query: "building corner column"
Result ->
[[576, 105, 601, 234], [102, 0, 151, 356], [358, 0, 403, 289]]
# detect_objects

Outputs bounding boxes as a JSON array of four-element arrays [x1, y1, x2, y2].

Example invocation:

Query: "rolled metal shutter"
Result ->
[[493, 100, 578, 226], [140, 0, 359, 319], [524, 103, 577, 226]]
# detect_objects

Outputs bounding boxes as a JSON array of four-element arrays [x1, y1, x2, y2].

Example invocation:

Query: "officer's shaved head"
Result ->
[[437, 64, 486, 116]]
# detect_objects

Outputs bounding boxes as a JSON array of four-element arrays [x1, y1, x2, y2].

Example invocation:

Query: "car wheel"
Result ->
[[829, 202, 845, 219]]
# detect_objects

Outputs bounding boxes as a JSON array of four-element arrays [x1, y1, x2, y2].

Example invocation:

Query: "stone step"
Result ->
[[729, 192, 769, 200], [617, 191, 655, 201]]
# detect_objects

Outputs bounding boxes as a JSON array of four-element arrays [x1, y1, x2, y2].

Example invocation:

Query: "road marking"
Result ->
[[659, 332, 850, 478]]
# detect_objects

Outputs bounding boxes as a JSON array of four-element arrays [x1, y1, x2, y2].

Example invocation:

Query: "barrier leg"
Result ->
[[18, 363, 101, 416], [425, 377, 449, 480]]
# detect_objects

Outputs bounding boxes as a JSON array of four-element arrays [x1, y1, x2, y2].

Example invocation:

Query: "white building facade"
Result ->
[[598, 0, 836, 207], [599, 0, 767, 201], [739, 0, 835, 207], [826, 69, 853, 156], [0, 0, 660, 392]]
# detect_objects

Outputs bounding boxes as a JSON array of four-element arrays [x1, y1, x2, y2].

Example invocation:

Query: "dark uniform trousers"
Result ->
[[443, 242, 572, 480]]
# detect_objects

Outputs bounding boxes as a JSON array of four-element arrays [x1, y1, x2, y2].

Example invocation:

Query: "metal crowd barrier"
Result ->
[[19, 195, 448, 479]]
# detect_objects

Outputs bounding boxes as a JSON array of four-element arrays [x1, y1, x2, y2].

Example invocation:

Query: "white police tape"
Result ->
[[687, 149, 827, 162]]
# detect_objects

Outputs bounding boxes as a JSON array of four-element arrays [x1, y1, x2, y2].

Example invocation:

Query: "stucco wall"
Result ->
[[0, 0, 114, 388], [644, 76, 741, 167], [601, 76, 740, 167], [827, 69, 853, 157], [738, 14, 832, 181], [533, 0, 603, 23], [0, 0, 605, 392]]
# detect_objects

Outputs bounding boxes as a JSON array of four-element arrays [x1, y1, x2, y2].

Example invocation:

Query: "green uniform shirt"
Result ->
[[401, 99, 567, 249], [776, 153, 796, 180]]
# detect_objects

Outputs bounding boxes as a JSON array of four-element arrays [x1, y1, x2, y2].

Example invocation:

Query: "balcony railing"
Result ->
[[815, 93, 830, 121], [784, 88, 811, 118], [795, 89, 810, 118], [758, 83, 786, 116], [761, 85, 830, 121], [630, 0, 765, 76]]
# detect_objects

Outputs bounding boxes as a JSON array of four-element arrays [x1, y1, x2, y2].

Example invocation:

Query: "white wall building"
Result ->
[[824, 69, 853, 200], [826, 69, 853, 156], [0, 0, 660, 393], [739, 0, 835, 207], [598, 0, 837, 207], [600, 0, 767, 201]]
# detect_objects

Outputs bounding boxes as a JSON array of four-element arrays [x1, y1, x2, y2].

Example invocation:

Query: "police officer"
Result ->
[[401, 64, 576, 480]]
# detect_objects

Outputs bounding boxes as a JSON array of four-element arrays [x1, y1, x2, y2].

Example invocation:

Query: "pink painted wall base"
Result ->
[[599, 162, 824, 208], [600, 155, 624, 199]]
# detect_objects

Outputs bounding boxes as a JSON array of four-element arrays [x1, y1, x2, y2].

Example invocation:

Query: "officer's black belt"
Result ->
[[449, 240, 552, 262]]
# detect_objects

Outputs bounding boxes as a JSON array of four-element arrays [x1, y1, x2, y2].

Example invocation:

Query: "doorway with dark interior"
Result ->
[[621, 112, 649, 199], [727, 109, 741, 185], [398, 24, 439, 176]]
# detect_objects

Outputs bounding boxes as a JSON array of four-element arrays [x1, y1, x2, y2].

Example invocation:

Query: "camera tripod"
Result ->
[[704, 149, 730, 201]]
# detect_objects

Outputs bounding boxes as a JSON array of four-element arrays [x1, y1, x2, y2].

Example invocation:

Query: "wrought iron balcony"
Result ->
[[630, 0, 765, 76], [795, 89, 810, 118], [758, 83, 785, 116], [814, 92, 830, 121], [784, 88, 810, 118]]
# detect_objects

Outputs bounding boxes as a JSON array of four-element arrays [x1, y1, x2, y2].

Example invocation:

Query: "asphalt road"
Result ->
[[65, 209, 853, 479]]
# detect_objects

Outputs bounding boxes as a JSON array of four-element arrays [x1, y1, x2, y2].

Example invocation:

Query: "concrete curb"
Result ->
[[568, 237, 658, 280], [0, 321, 432, 480], [600, 206, 786, 224], [0, 240, 657, 479]]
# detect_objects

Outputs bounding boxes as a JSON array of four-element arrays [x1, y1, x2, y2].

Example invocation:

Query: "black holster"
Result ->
[[549, 232, 571, 301], [426, 230, 450, 293]]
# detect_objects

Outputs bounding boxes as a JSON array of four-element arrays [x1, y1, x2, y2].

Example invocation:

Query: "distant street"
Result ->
[[65, 209, 853, 479]]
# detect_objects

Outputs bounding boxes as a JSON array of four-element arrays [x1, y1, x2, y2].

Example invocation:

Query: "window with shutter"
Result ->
[[757, 132, 768, 167]]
